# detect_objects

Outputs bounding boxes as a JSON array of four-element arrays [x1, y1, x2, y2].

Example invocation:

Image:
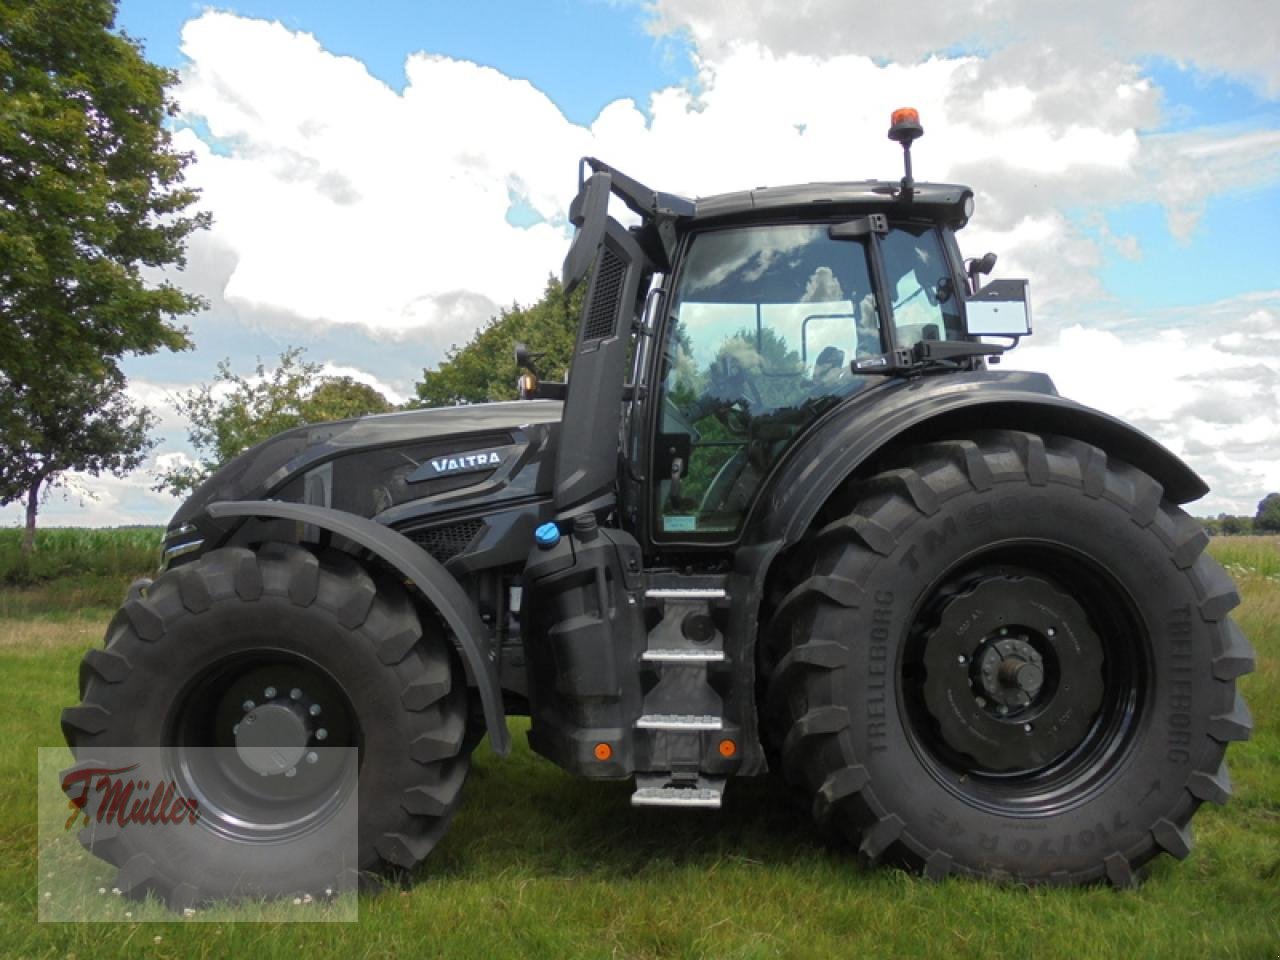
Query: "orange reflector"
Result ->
[[593, 743, 613, 761], [891, 107, 920, 126], [718, 739, 737, 758]]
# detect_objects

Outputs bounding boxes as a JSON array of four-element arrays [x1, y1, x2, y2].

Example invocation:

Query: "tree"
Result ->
[[1255, 493, 1280, 533], [155, 348, 393, 496], [415, 276, 583, 406], [0, 373, 154, 553], [0, 0, 208, 550]]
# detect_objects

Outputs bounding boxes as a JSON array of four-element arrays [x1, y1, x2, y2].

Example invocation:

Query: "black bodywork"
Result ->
[[164, 162, 1206, 782]]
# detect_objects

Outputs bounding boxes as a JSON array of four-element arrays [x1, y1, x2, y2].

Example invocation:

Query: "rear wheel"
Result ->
[[61, 543, 469, 907], [763, 431, 1254, 886]]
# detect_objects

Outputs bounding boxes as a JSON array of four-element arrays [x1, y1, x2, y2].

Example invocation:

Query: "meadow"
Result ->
[[0, 530, 1276, 959]]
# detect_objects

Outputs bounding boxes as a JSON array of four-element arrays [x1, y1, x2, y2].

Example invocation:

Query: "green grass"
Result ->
[[0, 536, 1276, 958]]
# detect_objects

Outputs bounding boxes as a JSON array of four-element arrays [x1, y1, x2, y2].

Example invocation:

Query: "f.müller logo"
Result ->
[[62, 764, 199, 830]]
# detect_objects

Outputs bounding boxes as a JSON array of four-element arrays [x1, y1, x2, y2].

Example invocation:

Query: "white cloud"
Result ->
[[647, 0, 1280, 96], [1005, 294, 1280, 515], [169, 12, 1280, 351]]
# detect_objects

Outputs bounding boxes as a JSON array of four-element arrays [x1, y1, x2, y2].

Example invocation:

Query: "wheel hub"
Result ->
[[235, 703, 310, 775], [919, 575, 1105, 773], [977, 636, 1044, 707]]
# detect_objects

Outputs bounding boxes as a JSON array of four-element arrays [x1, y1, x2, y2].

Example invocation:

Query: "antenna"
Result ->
[[887, 107, 924, 201]]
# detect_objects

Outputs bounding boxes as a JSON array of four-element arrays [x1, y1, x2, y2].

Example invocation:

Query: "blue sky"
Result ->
[[6, 0, 1279, 528]]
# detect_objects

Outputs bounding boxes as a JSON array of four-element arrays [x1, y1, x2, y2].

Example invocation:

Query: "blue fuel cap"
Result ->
[[534, 522, 561, 549]]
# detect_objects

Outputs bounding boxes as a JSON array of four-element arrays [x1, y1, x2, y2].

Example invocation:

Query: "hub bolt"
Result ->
[[264, 686, 277, 699], [305, 752, 319, 765], [242, 700, 255, 712], [290, 688, 302, 700], [315, 728, 328, 741], [309, 704, 322, 717]]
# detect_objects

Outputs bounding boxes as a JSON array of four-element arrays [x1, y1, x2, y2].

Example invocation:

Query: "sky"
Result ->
[[6, 0, 1280, 528]]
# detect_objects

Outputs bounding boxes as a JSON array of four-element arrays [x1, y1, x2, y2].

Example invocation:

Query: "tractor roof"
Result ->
[[688, 180, 974, 228]]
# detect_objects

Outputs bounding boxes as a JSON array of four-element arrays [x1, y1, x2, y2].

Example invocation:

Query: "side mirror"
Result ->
[[514, 341, 538, 374], [965, 278, 1032, 337]]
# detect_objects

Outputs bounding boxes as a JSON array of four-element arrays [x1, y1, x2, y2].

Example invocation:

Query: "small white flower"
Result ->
[[302, 893, 314, 904], [112, 887, 122, 896], [183, 907, 196, 918], [153, 936, 163, 944], [125, 911, 133, 919], [43, 891, 52, 899], [324, 887, 333, 897], [292, 897, 302, 905], [98, 887, 107, 895]]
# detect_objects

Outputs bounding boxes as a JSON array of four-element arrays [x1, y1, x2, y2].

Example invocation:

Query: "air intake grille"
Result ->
[[583, 248, 625, 342], [403, 518, 484, 564]]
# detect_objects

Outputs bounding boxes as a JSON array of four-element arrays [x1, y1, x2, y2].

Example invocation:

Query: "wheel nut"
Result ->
[[1023, 723, 1033, 733], [290, 688, 302, 700], [997, 704, 1009, 716], [264, 686, 277, 698], [284, 767, 297, 778], [957, 654, 967, 664], [1046, 627, 1056, 638], [309, 704, 322, 717], [305, 752, 319, 765], [315, 728, 328, 741], [242, 700, 255, 712]]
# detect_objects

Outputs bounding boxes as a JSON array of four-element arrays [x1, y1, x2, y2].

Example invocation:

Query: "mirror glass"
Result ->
[[965, 278, 1032, 336]]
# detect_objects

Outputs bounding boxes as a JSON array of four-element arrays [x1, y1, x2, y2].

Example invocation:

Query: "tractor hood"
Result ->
[[167, 400, 565, 535]]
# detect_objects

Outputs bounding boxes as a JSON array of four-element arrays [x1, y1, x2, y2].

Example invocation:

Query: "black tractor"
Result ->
[[63, 109, 1254, 903]]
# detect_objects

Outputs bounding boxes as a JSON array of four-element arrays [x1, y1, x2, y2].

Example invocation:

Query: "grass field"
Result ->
[[0, 532, 1276, 958]]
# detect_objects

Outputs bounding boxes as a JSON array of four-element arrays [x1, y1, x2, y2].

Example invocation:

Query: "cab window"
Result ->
[[879, 224, 965, 348], [654, 223, 880, 537]]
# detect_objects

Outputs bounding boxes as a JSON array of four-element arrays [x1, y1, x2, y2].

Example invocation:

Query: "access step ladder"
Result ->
[[629, 578, 737, 808]]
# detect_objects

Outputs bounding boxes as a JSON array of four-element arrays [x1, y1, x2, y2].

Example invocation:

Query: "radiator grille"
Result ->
[[583, 248, 625, 342], [403, 518, 484, 564]]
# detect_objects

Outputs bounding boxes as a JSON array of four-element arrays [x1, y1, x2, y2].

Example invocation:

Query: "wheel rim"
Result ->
[[165, 652, 360, 842], [900, 541, 1150, 817]]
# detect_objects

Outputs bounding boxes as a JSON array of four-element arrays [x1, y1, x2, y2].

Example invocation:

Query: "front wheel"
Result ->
[[763, 431, 1254, 886], [61, 543, 469, 907]]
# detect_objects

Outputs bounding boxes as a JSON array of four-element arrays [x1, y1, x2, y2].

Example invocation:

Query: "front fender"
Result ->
[[203, 500, 510, 756]]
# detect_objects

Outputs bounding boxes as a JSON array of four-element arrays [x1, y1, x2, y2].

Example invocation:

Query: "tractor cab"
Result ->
[[535, 109, 1030, 545]]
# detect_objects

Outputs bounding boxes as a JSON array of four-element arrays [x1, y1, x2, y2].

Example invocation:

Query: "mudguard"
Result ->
[[203, 500, 510, 756], [752, 372, 1208, 549]]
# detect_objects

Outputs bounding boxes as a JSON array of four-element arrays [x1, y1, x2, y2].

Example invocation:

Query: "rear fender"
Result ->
[[203, 500, 510, 755]]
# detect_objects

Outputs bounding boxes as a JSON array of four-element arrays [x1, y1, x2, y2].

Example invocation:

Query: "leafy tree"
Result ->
[[155, 348, 393, 496], [0, 373, 154, 553], [1216, 514, 1251, 536], [1255, 493, 1280, 533], [415, 276, 583, 406], [0, 0, 208, 550]]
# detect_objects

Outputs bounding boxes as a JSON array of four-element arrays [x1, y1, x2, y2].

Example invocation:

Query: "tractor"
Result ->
[[63, 109, 1254, 904]]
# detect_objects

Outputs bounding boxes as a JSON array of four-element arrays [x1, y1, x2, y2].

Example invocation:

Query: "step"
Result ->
[[631, 785, 723, 809], [641, 649, 726, 663], [644, 588, 727, 600], [635, 714, 722, 731]]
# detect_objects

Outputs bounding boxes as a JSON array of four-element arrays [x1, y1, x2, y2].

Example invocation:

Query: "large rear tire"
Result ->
[[762, 431, 1254, 886], [61, 543, 469, 907]]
